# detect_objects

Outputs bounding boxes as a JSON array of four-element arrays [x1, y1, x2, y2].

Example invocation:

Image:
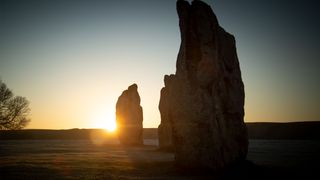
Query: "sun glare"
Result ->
[[105, 119, 117, 132], [92, 110, 117, 132]]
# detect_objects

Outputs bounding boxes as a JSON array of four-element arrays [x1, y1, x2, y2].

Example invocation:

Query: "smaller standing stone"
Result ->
[[158, 75, 174, 150], [116, 84, 143, 145]]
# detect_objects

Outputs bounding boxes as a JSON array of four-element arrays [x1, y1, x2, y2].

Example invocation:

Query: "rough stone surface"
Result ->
[[116, 84, 143, 145], [158, 75, 174, 150], [161, 0, 248, 169]]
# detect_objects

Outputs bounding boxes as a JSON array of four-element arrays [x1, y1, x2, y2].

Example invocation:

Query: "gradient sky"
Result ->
[[1, 0, 319, 129]]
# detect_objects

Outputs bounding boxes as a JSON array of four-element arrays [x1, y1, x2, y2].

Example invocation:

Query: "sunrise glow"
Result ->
[[92, 110, 117, 132]]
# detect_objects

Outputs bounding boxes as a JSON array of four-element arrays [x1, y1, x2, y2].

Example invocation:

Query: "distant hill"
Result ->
[[0, 129, 114, 140], [1, 122, 319, 140], [247, 121, 320, 140]]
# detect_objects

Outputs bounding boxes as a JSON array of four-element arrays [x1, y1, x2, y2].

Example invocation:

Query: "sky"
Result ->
[[1, 0, 319, 129]]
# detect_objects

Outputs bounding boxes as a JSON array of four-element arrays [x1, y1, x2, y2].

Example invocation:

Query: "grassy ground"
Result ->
[[1, 139, 320, 179], [0, 140, 175, 179]]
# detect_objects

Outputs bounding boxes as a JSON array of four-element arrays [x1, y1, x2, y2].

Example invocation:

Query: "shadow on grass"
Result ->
[[0, 165, 64, 179]]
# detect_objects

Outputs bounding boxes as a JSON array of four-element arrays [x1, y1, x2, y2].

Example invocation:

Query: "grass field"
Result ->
[[0, 139, 175, 179], [1, 138, 320, 179]]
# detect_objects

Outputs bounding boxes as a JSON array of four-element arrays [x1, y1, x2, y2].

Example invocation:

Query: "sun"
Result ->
[[92, 110, 117, 132], [105, 118, 117, 132]]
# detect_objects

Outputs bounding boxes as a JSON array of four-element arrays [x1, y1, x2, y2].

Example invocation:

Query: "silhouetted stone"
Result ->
[[116, 84, 143, 145], [158, 75, 174, 150], [161, 0, 248, 169]]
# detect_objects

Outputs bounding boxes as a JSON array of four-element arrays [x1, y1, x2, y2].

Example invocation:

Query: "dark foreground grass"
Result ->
[[1, 139, 320, 179]]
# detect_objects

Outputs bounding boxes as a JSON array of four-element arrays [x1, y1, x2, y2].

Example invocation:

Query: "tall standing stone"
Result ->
[[160, 0, 248, 170], [116, 84, 143, 145]]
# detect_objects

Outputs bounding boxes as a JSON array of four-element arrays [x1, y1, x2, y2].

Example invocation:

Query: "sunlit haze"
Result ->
[[91, 108, 116, 132], [1, 0, 319, 129]]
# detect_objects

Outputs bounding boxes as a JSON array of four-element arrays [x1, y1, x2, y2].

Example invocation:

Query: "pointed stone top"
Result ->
[[176, 0, 219, 30], [128, 83, 138, 92]]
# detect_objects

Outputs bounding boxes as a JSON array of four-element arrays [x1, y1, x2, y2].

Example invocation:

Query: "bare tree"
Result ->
[[0, 80, 30, 130]]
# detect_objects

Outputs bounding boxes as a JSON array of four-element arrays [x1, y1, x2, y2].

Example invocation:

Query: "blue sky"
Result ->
[[1, 0, 319, 129]]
